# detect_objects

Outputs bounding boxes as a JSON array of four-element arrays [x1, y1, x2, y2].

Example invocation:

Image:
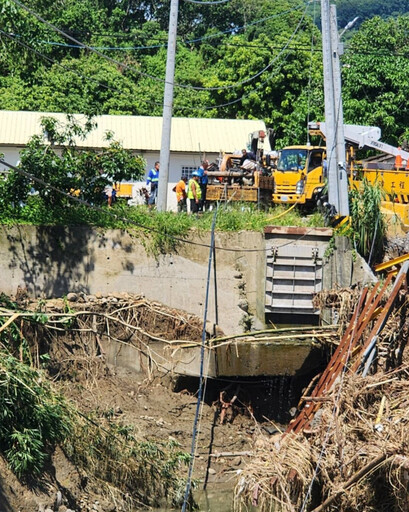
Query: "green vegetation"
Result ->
[[0, 115, 145, 214], [65, 411, 191, 508], [0, 307, 190, 507], [344, 179, 385, 262], [0, 350, 72, 477], [343, 15, 409, 147], [336, 0, 409, 28], [1, 0, 409, 147], [0, 196, 325, 254]]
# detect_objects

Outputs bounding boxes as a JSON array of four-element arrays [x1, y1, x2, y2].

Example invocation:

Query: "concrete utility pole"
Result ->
[[157, 0, 179, 212], [321, 0, 349, 217]]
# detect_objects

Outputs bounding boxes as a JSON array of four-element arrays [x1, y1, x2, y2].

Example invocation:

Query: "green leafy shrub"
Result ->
[[0, 115, 145, 212], [0, 352, 72, 477]]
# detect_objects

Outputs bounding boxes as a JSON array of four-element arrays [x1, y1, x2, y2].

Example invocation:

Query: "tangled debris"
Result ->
[[0, 292, 209, 512], [234, 278, 409, 512], [1, 292, 205, 377]]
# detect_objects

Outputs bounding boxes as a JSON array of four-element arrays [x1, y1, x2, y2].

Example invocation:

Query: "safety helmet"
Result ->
[[192, 171, 200, 177]]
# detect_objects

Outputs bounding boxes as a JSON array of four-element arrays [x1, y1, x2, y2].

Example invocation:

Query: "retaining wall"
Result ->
[[0, 225, 266, 335]]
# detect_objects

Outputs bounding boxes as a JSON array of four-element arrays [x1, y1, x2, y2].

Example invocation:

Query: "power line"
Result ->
[[3, 1, 348, 124], [183, 0, 231, 4], [0, 29, 165, 110], [182, 4, 306, 44], [3, 0, 321, 114], [11, 4, 305, 53], [0, 10, 309, 115], [181, 208, 217, 512], [10, 30, 409, 58], [7, 0, 310, 94], [173, 1, 310, 112], [18, 3, 306, 50]]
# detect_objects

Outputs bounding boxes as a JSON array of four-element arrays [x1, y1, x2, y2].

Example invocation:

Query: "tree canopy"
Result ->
[[0, 115, 145, 215], [0, 0, 409, 148]]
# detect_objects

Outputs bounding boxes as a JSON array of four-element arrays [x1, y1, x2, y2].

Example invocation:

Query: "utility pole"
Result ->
[[330, 4, 349, 216], [157, 0, 179, 212], [321, 0, 349, 217]]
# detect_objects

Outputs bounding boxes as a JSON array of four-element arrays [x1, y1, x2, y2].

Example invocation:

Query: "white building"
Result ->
[[0, 110, 270, 210]]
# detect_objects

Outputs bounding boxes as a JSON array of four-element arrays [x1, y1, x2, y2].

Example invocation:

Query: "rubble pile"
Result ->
[[234, 285, 409, 512]]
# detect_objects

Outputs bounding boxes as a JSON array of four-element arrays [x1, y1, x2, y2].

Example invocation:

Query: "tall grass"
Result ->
[[348, 179, 385, 262], [0, 351, 72, 477]]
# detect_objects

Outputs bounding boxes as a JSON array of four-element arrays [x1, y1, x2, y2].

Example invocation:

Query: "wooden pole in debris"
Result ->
[[310, 453, 392, 512]]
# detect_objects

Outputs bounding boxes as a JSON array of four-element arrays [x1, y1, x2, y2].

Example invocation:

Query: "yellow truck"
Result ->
[[272, 123, 409, 224], [272, 145, 326, 206], [205, 122, 409, 226]]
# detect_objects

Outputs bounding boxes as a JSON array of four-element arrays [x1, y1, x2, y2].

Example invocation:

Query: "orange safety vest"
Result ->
[[175, 180, 187, 202]]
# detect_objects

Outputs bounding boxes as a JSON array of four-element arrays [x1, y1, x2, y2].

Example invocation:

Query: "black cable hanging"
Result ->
[[181, 207, 217, 512]]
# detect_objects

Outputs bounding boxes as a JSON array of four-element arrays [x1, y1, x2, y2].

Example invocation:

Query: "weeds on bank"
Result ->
[[0, 196, 325, 255], [0, 351, 72, 477], [349, 179, 385, 262], [65, 411, 191, 508]]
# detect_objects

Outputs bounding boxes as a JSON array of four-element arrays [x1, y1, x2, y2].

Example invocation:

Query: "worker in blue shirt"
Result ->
[[146, 161, 160, 208], [196, 160, 209, 211]]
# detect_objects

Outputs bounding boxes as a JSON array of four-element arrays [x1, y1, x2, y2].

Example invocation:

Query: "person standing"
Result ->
[[103, 183, 116, 207], [146, 161, 160, 208], [174, 175, 188, 212], [187, 172, 202, 214], [99, 170, 117, 207], [196, 160, 209, 211]]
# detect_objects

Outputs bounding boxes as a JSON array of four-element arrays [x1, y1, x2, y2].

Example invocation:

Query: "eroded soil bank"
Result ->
[[0, 293, 268, 512]]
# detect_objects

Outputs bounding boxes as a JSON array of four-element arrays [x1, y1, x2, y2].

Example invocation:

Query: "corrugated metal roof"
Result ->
[[0, 110, 270, 153]]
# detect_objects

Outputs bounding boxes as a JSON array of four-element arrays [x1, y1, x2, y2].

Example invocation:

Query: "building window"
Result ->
[[181, 166, 197, 180]]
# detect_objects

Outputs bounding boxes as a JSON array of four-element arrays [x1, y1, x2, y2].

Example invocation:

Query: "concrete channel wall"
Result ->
[[0, 225, 266, 335]]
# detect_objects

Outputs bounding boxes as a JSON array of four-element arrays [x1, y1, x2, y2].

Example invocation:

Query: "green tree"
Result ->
[[342, 15, 409, 145], [336, 0, 409, 29], [0, 115, 145, 211]]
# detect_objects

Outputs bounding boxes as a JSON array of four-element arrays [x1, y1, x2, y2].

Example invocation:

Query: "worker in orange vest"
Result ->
[[173, 175, 188, 212]]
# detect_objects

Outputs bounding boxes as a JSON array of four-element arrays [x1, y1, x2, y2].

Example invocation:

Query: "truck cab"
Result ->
[[273, 146, 326, 205]]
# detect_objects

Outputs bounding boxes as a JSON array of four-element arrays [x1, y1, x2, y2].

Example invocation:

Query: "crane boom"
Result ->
[[309, 121, 409, 161]]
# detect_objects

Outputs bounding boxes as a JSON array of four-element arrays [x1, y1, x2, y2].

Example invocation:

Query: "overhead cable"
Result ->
[[0, 23, 308, 115], [15, 5, 305, 52], [0, 29, 166, 110], [8, 0, 309, 93], [174, 1, 310, 112], [0, 5, 309, 115], [181, 208, 217, 512], [183, 0, 230, 4]]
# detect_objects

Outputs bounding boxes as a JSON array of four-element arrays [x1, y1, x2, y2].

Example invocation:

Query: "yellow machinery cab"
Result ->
[[272, 146, 326, 205]]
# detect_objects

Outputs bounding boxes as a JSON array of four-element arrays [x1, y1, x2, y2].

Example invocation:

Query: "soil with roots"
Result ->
[[0, 293, 256, 512]]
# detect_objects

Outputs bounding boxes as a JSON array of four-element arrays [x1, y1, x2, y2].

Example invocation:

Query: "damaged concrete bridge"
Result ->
[[0, 225, 374, 378]]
